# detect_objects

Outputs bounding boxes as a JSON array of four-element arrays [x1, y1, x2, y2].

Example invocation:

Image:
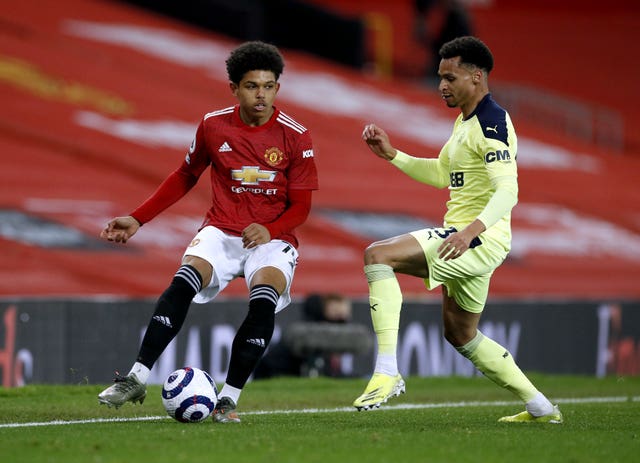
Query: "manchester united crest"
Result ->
[[264, 147, 284, 166]]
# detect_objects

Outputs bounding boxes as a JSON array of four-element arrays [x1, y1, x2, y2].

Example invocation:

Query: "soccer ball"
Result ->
[[161, 367, 218, 423]]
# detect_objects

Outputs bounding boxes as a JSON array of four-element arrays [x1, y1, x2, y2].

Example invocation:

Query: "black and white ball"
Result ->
[[161, 367, 218, 423]]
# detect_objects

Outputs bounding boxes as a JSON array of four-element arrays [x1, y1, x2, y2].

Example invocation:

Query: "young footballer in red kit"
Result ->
[[98, 41, 318, 423]]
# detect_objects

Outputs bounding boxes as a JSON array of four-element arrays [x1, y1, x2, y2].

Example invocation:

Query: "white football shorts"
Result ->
[[182, 225, 298, 313]]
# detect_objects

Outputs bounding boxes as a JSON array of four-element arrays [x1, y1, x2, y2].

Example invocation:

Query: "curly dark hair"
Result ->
[[225, 41, 285, 84], [439, 36, 494, 73]]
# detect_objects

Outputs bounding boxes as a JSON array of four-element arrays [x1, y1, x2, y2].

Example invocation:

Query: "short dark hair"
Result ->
[[439, 36, 494, 73], [225, 41, 285, 84]]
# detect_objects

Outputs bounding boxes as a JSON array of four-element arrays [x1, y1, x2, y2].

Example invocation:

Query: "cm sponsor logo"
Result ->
[[485, 150, 511, 163]]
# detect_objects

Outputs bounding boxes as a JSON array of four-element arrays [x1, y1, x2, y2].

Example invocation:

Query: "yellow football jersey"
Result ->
[[440, 95, 518, 246], [392, 95, 518, 250]]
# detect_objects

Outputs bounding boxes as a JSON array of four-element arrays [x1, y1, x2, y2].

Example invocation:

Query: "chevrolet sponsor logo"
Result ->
[[231, 166, 277, 185]]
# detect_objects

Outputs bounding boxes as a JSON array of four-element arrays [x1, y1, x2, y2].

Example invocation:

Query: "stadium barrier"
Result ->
[[0, 298, 638, 386], [119, 0, 366, 69]]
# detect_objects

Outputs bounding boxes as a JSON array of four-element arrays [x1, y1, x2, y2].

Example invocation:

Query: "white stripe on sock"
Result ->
[[250, 285, 279, 306]]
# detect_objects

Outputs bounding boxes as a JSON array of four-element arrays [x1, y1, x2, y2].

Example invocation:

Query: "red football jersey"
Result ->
[[183, 105, 318, 247]]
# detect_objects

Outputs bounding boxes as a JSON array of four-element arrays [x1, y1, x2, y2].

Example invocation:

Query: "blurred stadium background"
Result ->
[[1, 0, 638, 386]]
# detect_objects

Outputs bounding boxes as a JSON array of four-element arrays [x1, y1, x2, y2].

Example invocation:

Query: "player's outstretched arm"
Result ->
[[362, 123, 397, 161], [364, 123, 447, 188], [100, 216, 141, 244]]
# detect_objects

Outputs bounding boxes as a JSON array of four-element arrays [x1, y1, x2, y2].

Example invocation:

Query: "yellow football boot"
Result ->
[[499, 405, 564, 424], [353, 373, 405, 411]]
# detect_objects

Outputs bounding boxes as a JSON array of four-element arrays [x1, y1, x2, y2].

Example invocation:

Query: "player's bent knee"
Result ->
[[364, 242, 392, 265], [182, 255, 213, 287]]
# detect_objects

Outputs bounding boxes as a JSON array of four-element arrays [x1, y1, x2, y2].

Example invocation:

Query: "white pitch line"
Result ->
[[0, 415, 168, 428], [1, 396, 638, 429]]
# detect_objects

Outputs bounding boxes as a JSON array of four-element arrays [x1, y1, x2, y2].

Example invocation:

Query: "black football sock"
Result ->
[[136, 265, 202, 369], [225, 284, 278, 389]]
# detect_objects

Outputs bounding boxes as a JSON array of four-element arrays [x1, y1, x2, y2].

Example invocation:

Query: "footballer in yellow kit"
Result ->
[[354, 35, 562, 424], [398, 93, 518, 312]]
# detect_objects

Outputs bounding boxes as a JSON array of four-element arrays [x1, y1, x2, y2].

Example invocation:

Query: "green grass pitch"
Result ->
[[1, 374, 638, 463]]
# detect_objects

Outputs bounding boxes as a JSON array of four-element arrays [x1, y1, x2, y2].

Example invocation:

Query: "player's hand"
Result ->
[[100, 216, 141, 244], [438, 220, 485, 261], [438, 232, 470, 261], [362, 123, 397, 161], [242, 223, 271, 249]]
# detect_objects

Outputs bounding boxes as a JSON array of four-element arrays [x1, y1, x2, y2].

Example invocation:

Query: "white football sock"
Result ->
[[374, 353, 398, 376], [219, 384, 242, 405], [128, 362, 150, 384], [525, 391, 554, 417]]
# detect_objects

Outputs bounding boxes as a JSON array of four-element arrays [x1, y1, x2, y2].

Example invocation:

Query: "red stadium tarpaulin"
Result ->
[[1, 0, 639, 300]]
